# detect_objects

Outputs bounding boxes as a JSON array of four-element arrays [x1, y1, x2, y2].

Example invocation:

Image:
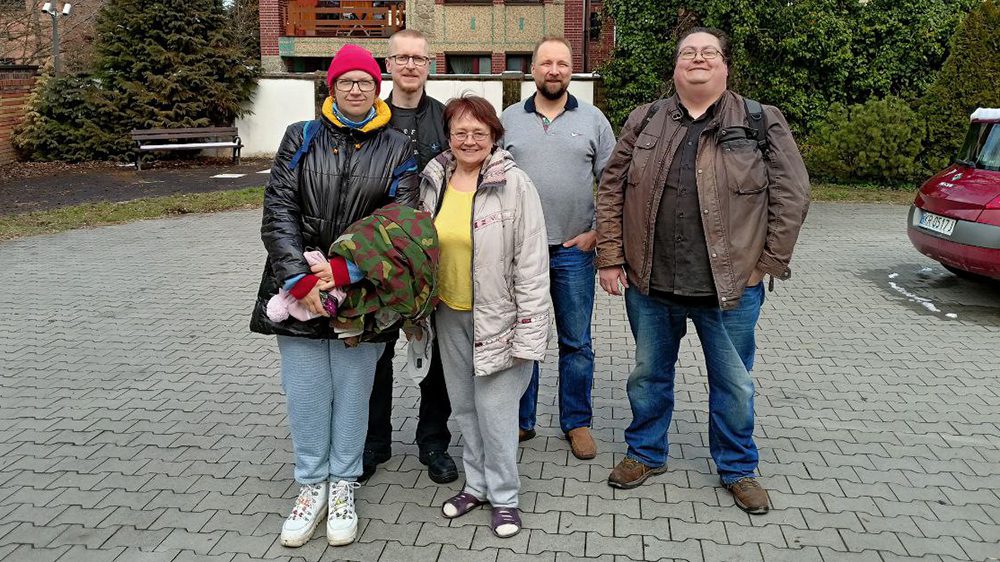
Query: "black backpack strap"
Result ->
[[743, 98, 770, 157], [634, 99, 668, 137]]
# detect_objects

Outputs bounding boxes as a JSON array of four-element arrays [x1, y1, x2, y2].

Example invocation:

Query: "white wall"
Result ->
[[382, 80, 506, 112], [237, 76, 598, 157], [235, 79, 316, 157], [520, 75, 596, 106]]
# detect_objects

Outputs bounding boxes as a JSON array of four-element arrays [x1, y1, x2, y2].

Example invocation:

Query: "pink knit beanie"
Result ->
[[326, 44, 382, 95]]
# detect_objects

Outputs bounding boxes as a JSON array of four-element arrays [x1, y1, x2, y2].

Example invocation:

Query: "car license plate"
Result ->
[[918, 210, 956, 236]]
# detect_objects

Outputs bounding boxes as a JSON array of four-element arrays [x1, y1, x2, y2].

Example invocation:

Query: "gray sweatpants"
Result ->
[[435, 304, 533, 508]]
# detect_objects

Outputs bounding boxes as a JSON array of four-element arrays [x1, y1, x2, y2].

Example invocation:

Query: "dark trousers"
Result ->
[[365, 334, 452, 455]]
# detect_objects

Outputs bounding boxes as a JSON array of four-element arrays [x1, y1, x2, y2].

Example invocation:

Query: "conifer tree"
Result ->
[[921, 0, 1000, 169], [94, 0, 259, 130]]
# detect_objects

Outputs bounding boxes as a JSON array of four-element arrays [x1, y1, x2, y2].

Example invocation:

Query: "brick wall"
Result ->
[[260, 0, 282, 57], [588, 1, 614, 70], [0, 66, 39, 166], [564, 0, 585, 72]]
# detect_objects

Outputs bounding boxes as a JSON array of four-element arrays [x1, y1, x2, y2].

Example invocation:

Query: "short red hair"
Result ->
[[443, 94, 504, 143]]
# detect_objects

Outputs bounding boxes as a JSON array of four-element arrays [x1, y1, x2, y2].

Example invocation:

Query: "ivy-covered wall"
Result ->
[[599, 0, 995, 183]]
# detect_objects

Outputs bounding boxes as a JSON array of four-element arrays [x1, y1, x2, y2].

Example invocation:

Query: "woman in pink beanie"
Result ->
[[250, 43, 419, 548]]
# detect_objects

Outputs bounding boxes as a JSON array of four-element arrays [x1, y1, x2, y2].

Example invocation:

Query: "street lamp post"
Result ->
[[40, 2, 72, 77]]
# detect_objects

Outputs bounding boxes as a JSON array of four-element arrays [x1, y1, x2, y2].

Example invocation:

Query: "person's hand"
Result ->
[[300, 285, 329, 317], [315, 279, 335, 292], [747, 268, 765, 287], [311, 260, 333, 284], [563, 230, 598, 252], [599, 266, 629, 296]]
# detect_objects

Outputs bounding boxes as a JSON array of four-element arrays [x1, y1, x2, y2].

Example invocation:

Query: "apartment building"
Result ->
[[259, 0, 613, 74]]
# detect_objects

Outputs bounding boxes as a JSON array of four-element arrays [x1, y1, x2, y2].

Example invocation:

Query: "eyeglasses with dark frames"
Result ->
[[678, 47, 722, 61], [388, 55, 431, 67], [334, 79, 376, 93]]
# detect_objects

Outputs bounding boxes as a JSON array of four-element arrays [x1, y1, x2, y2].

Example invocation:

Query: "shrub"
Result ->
[[12, 74, 131, 162], [804, 96, 925, 184]]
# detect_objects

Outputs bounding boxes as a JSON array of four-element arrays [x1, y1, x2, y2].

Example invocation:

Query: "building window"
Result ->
[[505, 53, 531, 73], [446, 54, 491, 74], [589, 11, 602, 40], [285, 57, 386, 74]]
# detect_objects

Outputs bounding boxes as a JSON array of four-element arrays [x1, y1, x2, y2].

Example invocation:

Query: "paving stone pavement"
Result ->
[[1, 202, 999, 562]]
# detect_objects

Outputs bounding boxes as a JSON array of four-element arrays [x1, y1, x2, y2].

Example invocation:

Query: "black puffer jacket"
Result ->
[[250, 99, 419, 340]]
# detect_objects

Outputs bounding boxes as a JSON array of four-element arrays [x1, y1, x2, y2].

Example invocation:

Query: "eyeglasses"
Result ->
[[450, 131, 490, 142], [334, 79, 376, 93], [388, 55, 431, 67], [678, 47, 723, 61]]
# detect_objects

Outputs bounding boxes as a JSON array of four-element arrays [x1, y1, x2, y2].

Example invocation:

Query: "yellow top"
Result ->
[[434, 184, 475, 311]]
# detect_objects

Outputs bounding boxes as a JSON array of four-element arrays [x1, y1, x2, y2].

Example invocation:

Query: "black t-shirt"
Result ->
[[392, 107, 420, 161]]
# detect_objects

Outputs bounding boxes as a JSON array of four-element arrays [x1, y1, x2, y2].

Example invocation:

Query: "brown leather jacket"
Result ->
[[595, 91, 810, 310]]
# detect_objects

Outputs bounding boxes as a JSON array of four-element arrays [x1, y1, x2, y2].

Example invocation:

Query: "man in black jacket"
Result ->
[[361, 29, 456, 484]]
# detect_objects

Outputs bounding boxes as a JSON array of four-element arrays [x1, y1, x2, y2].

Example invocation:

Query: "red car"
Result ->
[[908, 108, 1000, 280]]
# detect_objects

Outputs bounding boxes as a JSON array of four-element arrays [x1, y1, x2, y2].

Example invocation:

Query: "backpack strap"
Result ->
[[388, 155, 418, 199], [743, 98, 770, 157], [289, 119, 321, 171], [634, 98, 668, 137]]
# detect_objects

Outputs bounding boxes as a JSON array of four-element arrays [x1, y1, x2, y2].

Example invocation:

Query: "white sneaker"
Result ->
[[327, 480, 361, 546], [280, 482, 328, 547]]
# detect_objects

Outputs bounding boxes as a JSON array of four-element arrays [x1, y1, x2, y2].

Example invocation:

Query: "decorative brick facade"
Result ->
[[0, 66, 39, 165], [261, 0, 612, 73]]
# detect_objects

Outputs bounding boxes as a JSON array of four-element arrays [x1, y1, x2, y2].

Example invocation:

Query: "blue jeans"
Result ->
[[519, 245, 596, 434], [622, 284, 764, 484]]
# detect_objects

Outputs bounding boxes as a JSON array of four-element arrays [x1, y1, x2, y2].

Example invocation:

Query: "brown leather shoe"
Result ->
[[607, 457, 666, 489], [566, 427, 597, 460], [518, 428, 536, 442], [725, 477, 770, 515]]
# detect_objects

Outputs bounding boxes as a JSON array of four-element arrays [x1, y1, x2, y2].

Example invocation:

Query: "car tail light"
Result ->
[[987, 195, 1000, 210]]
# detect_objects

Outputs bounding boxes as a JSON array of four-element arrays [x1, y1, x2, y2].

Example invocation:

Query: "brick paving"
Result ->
[[1, 202, 998, 562]]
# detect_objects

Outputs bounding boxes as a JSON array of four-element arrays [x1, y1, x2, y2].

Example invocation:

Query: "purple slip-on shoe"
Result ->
[[441, 491, 485, 519], [490, 507, 521, 538]]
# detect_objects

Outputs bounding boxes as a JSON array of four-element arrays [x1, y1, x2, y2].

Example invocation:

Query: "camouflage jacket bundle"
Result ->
[[328, 202, 439, 346]]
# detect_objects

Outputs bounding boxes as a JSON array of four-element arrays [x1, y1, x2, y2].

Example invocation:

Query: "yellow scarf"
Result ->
[[322, 97, 392, 132]]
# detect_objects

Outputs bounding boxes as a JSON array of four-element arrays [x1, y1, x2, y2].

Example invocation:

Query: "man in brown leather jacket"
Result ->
[[595, 27, 810, 514]]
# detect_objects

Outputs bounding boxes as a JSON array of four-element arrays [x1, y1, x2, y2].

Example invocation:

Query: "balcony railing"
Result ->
[[285, 0, 405, 39]]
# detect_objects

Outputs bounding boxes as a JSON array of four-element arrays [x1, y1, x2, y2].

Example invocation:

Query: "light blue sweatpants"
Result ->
[[276, 335, 384, 484]]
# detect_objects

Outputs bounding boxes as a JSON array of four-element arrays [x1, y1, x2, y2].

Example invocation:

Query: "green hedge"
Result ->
[[600, 0, 989, 181]]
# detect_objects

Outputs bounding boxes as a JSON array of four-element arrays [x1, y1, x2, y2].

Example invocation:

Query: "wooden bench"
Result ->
[[130, 127, 243, 170]]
